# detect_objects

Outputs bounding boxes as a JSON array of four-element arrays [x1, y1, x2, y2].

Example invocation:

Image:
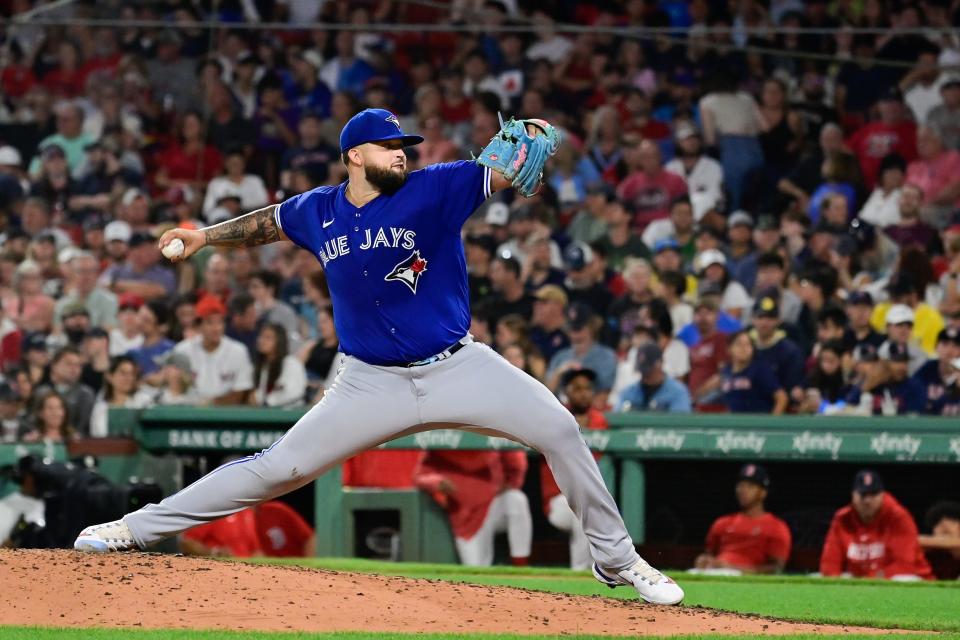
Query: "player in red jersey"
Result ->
[[695, 464, 792, 574], [820, 470, 933, 580]]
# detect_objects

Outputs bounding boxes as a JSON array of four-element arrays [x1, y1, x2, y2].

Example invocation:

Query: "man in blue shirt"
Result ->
[[127, 301, 175, 378], [546, 302, 618, 398], [847, 342, 926, 415], [749, 291, 805, 401], [76, 108, 683, 606], [617, 343, 691, 413], [912, 327, 960, 414]]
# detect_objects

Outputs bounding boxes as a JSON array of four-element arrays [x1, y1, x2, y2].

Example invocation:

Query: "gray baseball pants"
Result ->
[[123, 340, 641, 571]]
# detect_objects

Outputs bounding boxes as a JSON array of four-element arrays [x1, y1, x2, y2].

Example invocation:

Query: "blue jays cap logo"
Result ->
[[339, 108, 424, 153], [385, 250, 428, 293]]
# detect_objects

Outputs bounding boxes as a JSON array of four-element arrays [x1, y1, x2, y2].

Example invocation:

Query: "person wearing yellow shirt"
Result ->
[[870, 277, 944, 355]]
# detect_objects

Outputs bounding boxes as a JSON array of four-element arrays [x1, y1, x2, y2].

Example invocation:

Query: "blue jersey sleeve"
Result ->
[[420, 161, 493, 231], [275, 188, 327, 255]]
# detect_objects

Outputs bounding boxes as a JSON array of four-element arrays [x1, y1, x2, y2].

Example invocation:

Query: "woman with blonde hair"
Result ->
[[585, 105, 624, 178]]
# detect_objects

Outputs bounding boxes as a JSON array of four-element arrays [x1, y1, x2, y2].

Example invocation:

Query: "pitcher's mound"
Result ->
[[1, 549, 886, 636]]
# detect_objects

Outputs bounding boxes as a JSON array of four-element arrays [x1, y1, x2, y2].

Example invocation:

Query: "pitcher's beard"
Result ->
[[365, 164, 408, 194]]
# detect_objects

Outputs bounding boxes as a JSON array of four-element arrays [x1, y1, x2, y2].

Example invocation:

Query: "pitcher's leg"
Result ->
[[124, 360, 419, 548], [420, 343, 639, 571]]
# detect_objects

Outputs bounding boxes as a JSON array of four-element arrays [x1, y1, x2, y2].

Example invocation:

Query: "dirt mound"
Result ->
[[0, 549, 889, 636]]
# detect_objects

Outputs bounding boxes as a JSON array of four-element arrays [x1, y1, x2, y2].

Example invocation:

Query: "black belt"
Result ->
[[381, 340, 468, 368]]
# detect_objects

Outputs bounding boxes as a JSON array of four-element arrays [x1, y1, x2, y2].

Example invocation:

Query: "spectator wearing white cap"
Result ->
[[871, 274, 945, 356], [695, 248, 752, 320], [878, 304, 928, 375], [119, 187, 151, 232], [725, 211, 759, 292], [97, 220, 132, 289], [664, 122, 724, 220]]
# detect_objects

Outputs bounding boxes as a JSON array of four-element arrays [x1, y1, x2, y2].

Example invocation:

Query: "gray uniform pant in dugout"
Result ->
[[124, 340, 641, 571]]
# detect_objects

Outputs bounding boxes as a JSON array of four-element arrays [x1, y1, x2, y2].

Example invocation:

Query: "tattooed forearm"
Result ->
[[203, 204, 283, 247]]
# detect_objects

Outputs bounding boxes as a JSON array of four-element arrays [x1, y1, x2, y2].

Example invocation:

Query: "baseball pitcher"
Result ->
[[74, 109, 684, 605]]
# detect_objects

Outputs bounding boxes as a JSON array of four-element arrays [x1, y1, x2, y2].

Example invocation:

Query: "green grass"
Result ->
[[248, 557, 960, 632], [0, 630, 953, 640]]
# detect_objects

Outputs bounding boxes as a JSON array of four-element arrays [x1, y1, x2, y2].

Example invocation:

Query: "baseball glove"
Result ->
[[475, 113, 562, 197]]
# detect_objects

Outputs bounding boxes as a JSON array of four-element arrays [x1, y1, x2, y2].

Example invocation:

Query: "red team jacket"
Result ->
[[341, 450, 424, 488], [254, 501, 315, 557], [182, 508, 262, 557], [413, 450, 527, 539], [705, 512, 792, 570], [819, 493, 933, 579], [181, 501, 314, 557]]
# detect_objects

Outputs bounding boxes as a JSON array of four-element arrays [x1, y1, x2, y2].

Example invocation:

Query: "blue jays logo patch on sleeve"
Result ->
[[385, 250, 428, 293]]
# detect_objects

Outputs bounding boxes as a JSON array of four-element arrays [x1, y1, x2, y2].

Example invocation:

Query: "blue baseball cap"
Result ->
[[339, 108, 424, 154], [654, 237, 680, 254]]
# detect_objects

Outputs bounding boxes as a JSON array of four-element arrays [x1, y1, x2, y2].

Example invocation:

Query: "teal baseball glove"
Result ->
[[475, 113, 562, 197]]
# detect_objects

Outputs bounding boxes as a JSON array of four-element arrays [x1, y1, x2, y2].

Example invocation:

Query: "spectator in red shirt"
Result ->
[[540, 367, 607, 570], [154, 110, 223, 194], [42, 41, 87, 99], [695, 464, 792, 574], [0, 43, 36, 100], [846, 88, 918, 189], [820, 470, 933, 580], [687, 288, 731, 409], [414, 450, 532, 567], [616, 139, 687, 231]]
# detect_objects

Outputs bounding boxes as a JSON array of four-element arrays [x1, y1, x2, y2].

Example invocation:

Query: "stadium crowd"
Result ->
[[0, 1, 959, 443], [0, 0, 959, 576]]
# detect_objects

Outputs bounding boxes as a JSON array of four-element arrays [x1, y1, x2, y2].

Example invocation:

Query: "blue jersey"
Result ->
[[276, 161, 494, 365], [720, 360, 783, 413]]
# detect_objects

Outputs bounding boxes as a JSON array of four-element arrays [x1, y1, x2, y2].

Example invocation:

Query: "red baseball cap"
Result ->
[[118, 293, 144, 310], [195, 295, 227, 319]]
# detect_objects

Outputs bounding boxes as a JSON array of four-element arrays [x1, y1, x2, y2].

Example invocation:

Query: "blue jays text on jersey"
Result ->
[[275, 160, 495, 365], [316, 225, 418, 265]]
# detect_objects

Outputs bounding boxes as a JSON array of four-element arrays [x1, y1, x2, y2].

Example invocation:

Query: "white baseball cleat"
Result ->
[[74, 519, 140, 552], [593, 558, 684, 605]]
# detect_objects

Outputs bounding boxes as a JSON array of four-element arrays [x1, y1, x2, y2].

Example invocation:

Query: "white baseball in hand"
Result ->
[[162, 238, 185, 260]]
